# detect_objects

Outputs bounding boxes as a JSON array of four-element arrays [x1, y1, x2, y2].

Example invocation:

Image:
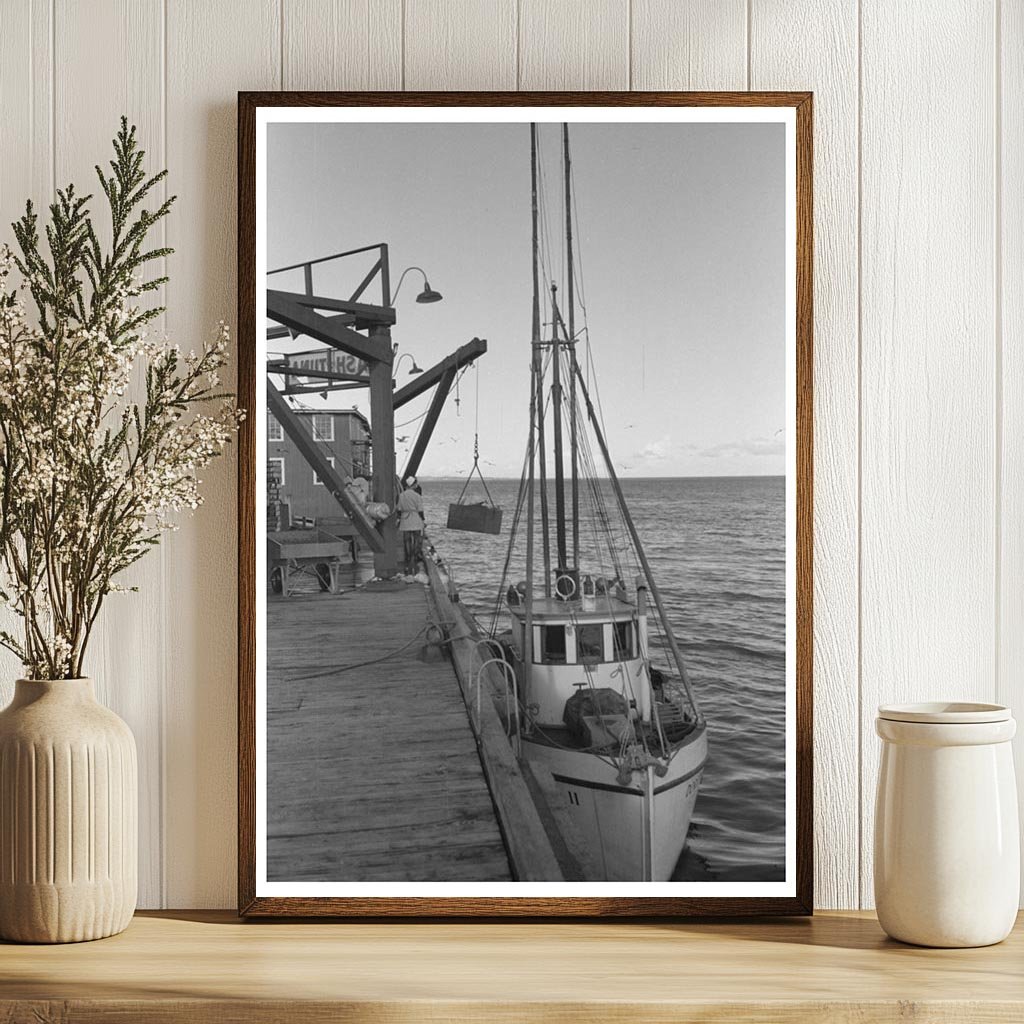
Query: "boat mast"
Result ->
[[563, 123, 580, 570], [536, 338, 551, 596], [550, 280, 568, 573], [533, 125, 551, 596], [524, 123, 540, 691]]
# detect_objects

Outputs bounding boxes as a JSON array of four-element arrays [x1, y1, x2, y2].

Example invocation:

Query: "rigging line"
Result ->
[[558, 125, 565, 297], [491, 354, 555, 633], [535, 130, 556, 299], [286, 623, 431, 681], [581, 467, 624, 585], [523, 711, 621, 769], [396, 361, 470, 436], [574, 364, 700, 719], [489, 438, 533, 635], [569, 162, 589, 309], [561, 180, 609, 440], [570, 376, 626, 580], [395, 408, 429, 430]]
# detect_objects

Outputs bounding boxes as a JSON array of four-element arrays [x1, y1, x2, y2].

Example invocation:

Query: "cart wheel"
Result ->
[[315, 562, 331, 592], [270, 567, 283, 595]]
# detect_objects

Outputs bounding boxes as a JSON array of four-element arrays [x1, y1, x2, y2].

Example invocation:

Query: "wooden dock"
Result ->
[[267, 577, 512, 882]]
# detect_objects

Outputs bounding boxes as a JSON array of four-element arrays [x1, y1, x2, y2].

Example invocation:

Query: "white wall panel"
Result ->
[[519, 0, 629, 90], [52, 0, 168, 909], [1001, 0, 1024, 899], [283, 0, 402, 90], [163, 0, 280, 908], [0, 0, 1016, 910], [631, 0, 746, 91], [0, 2, 54, 693], [0, 0, 51, 226], [750, 0, 860, 911], [859, 0, 998, 907], [404, 0, 516, 89]]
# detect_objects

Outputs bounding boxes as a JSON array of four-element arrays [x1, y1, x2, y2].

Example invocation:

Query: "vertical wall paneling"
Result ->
[[282, 0, 402, 91], [404, 0, 516, 90], [0, 0, 1019, 911], [1000, 0, 1024, 897], [630, 0, 746, 90], [164, 0, 280, 907], [749, 0, 860, 910], [52, 0, 166, 908], [518, 0, 629, 90], [0, 0, 49, 226], [0, 2, 53, 694], [859, 1, 998, 908]]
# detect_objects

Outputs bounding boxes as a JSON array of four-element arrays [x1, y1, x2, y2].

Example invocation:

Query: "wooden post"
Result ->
[[369, 325, 398, 578], [266, 382, 384, 552], [402, 366, 456, 482]]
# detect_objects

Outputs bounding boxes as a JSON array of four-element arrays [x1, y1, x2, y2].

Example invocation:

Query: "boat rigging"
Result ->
[[486, 122, 708, 882]]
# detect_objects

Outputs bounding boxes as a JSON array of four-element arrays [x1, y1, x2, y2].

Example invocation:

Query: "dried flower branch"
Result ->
[[0, 118, 241, 679]]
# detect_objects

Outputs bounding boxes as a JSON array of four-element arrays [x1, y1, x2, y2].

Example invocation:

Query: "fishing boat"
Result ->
[[487, 124, 708, 882]]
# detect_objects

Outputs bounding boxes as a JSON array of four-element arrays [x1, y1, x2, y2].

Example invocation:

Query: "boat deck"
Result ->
[[266, 571, 512, 882]]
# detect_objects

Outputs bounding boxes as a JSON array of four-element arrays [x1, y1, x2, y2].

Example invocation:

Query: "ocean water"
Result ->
[[421, 474, 787, 883]]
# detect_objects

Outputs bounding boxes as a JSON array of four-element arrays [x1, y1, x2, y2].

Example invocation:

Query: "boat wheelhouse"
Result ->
[[484, 123, 708, 882]]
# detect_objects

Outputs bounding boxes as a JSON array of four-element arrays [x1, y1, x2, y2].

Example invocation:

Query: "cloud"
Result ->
[[635, 435, 673, 462], [692, 434, 785, 459]]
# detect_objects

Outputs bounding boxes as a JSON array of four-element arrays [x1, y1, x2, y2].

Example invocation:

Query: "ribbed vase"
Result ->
[[0, 678, 137, 943]]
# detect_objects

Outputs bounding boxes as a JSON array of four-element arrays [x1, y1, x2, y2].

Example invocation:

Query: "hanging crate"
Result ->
[[447, 456, 502, 534], [447, 500, 503, 535]]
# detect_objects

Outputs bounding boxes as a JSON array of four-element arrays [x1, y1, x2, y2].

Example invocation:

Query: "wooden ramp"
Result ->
[[267, 579, 512, 882]]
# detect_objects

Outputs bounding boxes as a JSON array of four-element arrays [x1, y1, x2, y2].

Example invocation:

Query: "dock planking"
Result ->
[[267, 579, 512, 882]]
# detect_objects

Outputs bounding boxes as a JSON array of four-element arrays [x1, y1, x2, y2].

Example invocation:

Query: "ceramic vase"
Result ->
[[874, 702, 1019, 948], [0, 678, 137, 943]]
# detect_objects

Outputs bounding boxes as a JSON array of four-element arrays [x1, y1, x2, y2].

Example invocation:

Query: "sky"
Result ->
[[267, 120, 786, 478]]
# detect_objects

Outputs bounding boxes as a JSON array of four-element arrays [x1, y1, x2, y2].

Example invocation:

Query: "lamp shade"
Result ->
[[416, 280, 443, 303]]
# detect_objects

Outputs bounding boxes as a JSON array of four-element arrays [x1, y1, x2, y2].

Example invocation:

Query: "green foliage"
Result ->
[[0, 118, 239, 680]]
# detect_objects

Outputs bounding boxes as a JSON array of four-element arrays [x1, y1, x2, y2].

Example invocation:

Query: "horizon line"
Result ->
[[415, 472, 786, 481]]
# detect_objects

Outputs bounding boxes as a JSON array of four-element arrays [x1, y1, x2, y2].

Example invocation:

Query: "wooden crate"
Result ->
[[446, 502, 503, 535]]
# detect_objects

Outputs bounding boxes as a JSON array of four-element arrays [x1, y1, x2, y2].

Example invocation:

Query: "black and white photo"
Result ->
[[238, 95, 812, 916]]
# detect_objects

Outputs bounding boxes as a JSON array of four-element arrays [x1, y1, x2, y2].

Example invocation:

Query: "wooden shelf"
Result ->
[[2, 910, 1022, 1022]]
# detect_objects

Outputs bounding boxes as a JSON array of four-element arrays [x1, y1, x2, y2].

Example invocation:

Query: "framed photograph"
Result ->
[[238, 92, 812, 917]]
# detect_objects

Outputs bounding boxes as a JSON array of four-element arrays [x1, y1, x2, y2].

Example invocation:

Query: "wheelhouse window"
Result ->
[[310, 414, 334, 442], [540, 625, 566, 664], [612, 621, 635, 659], [267, 415, 283, 442], [576, 624, 604, 663]]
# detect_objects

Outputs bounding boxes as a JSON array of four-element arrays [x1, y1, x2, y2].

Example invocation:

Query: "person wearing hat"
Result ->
[[396, 475, 424, 576]]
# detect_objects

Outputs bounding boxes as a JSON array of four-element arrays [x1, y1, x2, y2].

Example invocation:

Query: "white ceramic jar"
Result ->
[[874, 702, 1019, 947]]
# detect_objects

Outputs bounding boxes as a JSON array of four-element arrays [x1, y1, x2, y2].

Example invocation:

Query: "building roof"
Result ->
[[287, 407, 370, 429]]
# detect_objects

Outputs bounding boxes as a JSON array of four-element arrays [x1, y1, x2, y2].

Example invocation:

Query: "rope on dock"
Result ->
[[285, 612, 458, 683]]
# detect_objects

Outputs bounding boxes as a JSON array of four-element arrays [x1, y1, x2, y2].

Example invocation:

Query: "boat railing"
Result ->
[[472, 656, 521, 757]]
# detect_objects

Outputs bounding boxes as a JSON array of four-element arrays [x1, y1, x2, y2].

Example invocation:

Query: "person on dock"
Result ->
[[396, 476, 424, 577]]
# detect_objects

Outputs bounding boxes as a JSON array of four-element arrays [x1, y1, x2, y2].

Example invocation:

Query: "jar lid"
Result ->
[[877, 701, 1011, 724]]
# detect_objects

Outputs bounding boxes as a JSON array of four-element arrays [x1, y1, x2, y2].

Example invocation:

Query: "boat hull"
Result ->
[[522, 722, 708, 881]]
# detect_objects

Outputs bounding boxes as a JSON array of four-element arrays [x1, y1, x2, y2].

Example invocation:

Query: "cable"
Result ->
[[395, 408, 430, 430], [285, 612, 458, 682]]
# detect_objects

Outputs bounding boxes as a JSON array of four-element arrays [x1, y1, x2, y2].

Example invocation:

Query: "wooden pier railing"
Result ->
[[425, 554, 581, 882]]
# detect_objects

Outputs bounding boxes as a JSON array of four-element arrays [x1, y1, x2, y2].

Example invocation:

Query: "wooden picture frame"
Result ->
[[238, 91, 813, 917]]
